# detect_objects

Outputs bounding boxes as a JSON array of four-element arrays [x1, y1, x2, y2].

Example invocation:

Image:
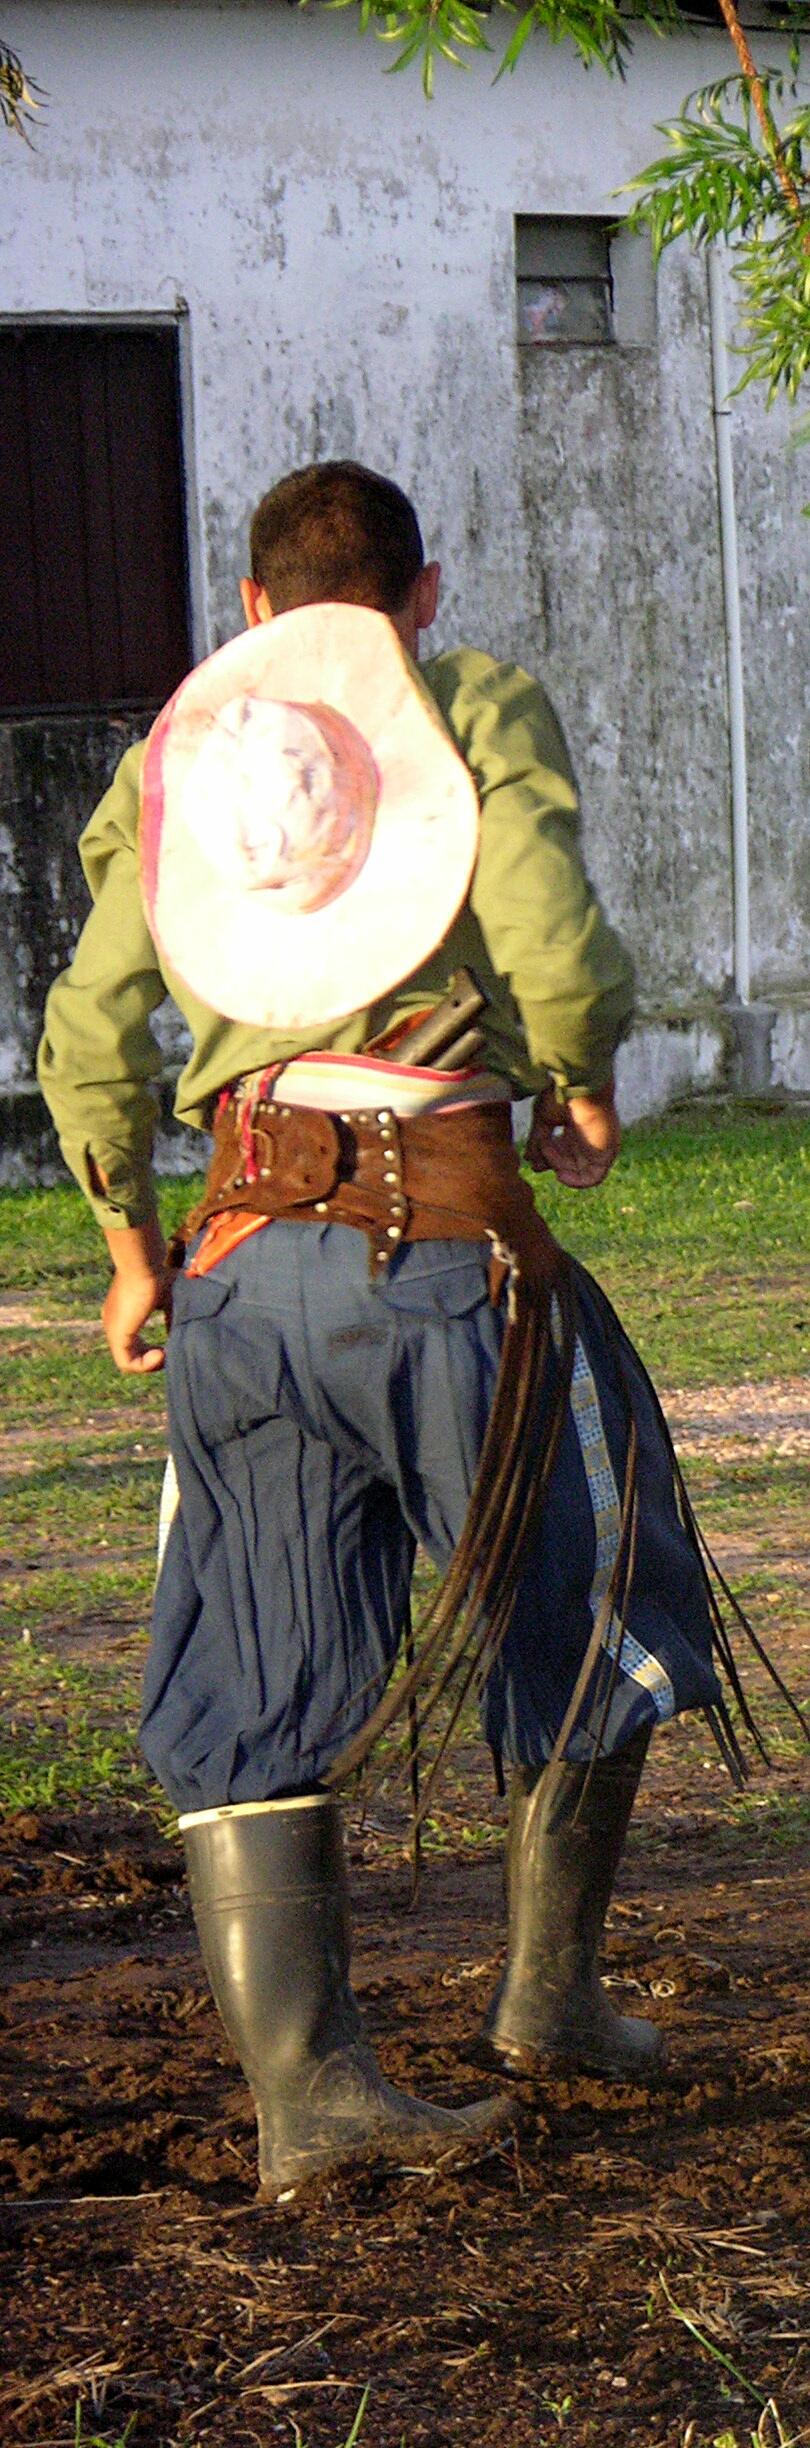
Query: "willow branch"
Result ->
[[715, 0, 810, 244]]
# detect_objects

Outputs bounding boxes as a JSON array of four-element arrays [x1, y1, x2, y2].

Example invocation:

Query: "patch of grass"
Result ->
[[6, 1459, 164, 1547], [74, 2404, 138, 2448], [527, 1106, 810, 1386], [679, 1456, 810, 1522], [721, 1790, 810, 1847], [1, 1329, 168, 1429], [725, 1704, 809, 1766], [418, 1808, 500, 1855], [0, 1175, 202, 1312], [530, 1107, 810, 1270], [0, 1633, 150, 1808], [2, 1635, 144, 1709], [3, 1558, 154, 1633], [0, 1728, 147, 1811]]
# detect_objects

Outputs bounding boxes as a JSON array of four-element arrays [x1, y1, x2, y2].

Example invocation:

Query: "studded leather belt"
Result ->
[[178, 1089, 561, 1297]]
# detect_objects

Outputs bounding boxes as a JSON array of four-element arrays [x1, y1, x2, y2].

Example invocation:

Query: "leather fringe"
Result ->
[[324, 1258, 576, 1821], [325, 1252, 810, 1837], [576, 1263, 810, 1779]]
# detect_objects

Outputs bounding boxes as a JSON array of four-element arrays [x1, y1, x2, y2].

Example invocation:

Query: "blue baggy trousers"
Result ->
[[141, 1222, 720, 1812]]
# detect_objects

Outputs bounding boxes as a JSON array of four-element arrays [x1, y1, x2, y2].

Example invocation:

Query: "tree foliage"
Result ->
[[0, 40, 43, 140], [322, 0, 677, 97], [624, 68, 810, 401]]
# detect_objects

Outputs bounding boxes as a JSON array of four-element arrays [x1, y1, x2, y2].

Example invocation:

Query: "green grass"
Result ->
[[0, 1174, 199, 1311], [3, 1557, 155, 1632], [530, 1105, 810, 1270], [74, 2407, 138, 2448], [682, 1454, 810, 1520], [720, 1790, 810, 1847], [8, 1458, 164, 1544], [0, 1638, 149, 1808], [0, 1334, 167, 1429], [528, 1105, 810, 1385]]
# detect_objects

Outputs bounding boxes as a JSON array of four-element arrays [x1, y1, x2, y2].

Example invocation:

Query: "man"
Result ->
[[38, 461, 722, 2197]]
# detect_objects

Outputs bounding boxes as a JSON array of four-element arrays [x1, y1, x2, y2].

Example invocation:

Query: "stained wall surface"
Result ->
[[0, 0, 808, 1143]]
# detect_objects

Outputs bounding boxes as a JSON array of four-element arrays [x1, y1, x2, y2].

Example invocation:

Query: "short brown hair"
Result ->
[[250, 461, 424, 615]]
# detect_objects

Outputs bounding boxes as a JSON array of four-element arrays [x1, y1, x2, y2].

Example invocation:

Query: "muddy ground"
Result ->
[[1, 1392, 809, 2448]]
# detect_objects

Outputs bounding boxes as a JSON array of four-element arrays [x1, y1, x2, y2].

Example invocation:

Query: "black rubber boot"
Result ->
[[181, 1794, 510, 2195], [477, 1731, 663, 2079]]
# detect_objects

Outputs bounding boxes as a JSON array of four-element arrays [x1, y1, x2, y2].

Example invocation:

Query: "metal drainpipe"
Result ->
[[707, 241, 751, 1006]]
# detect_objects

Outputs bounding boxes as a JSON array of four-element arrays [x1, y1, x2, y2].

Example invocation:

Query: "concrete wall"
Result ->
[[1, 0, 808, 1166]]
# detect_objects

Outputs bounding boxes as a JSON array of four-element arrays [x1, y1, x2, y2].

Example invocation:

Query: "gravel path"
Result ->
[[663, 1377, 810, 1456]]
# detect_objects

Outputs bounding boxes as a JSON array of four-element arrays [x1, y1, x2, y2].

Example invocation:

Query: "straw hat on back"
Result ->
[[140, 603, 480, 1030]]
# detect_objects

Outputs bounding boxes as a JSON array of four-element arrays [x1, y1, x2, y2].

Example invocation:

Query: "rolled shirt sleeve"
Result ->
[[37, 743, 167, 1229]]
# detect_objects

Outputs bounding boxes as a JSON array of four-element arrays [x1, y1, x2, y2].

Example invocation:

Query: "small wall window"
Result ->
[[515, 217, 656, 352], [0, 320, 192, 716], [516, 218, 614, 347]]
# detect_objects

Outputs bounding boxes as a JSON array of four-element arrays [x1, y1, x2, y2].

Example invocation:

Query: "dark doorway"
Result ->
[[0, 320, 192, 714]]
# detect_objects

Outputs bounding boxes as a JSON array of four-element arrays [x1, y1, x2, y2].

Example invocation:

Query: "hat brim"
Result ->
[[140, 604, 480, 1029]]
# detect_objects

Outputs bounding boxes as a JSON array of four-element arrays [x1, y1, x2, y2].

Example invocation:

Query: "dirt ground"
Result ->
[[2, 1392, 809, 2448]]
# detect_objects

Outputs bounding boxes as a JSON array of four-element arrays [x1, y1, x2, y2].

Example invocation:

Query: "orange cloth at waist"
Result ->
[[187, 1210, 268, 1278]]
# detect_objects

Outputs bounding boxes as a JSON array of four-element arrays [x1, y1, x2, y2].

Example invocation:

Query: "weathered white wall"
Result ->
[[518, 247, 734, 1004], [1, 0, 808, 1136]]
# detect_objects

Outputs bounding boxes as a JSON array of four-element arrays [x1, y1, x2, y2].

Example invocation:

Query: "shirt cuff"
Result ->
[[70, 1141, 158, 1232]]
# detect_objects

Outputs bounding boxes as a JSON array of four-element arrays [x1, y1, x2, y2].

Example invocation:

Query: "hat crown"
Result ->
[[188, 695, 378, 914]]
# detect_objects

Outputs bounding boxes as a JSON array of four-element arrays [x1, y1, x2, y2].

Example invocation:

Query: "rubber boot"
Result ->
[[181, 1793, 510, 2195], [477, 1730, 663, 2079]]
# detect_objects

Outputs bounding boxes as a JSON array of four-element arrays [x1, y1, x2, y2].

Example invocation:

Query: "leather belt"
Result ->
[[180, 1092, 562, 1295]]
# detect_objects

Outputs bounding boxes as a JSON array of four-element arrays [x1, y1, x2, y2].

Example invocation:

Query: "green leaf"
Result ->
[[498, 8, 537, 75]]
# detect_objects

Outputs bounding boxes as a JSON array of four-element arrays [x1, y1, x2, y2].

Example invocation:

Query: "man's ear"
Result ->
[[415, 560, 441, 633], [240, 577, 274, 629]]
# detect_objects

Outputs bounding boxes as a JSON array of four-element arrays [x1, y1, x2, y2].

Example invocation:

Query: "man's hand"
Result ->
[[101, 1216, 173, 1374], [526, 1083, 621, 1189]]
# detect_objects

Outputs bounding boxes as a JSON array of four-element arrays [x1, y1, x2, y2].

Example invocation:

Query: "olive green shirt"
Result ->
[[37, 646, 635, 1228]]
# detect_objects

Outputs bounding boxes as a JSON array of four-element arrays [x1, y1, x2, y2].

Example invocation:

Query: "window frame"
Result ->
[[514, 216, 657, 353]]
